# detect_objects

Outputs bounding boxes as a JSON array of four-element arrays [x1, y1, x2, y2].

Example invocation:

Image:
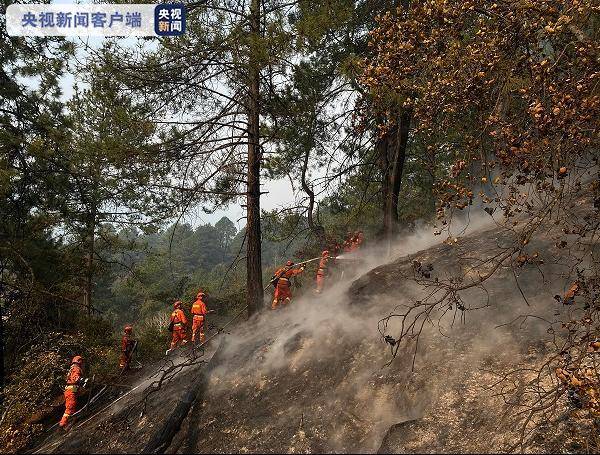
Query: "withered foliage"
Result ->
[[363, 0, 599, 451], [362, 0, 598, 220]]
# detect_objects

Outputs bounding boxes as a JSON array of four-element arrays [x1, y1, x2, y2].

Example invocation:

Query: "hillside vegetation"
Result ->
[[2, 1, 597, 453]]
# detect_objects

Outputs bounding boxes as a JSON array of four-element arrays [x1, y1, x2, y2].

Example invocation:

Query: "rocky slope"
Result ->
[[32, 218, 589, 454]]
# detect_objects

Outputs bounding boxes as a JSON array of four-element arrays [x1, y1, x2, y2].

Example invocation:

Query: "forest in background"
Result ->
[[1, 0, 598, 452]]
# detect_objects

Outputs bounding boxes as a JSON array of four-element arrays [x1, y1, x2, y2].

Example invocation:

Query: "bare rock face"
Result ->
[[377, 419, 421, 454]]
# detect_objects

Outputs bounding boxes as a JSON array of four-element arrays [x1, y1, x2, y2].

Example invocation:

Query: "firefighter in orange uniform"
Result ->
[[352, 230, 364, 251], [356, 230, 364, 247], [191, 290, 210, 343], [167, 300, 188, 355], [330, 242, 340, 258], [315, 250, 330, 294], [119, 325, 136, 371], [59, 355, 86, 429], [343, 232, 354, 253], [271, 260, 305, 309], [330, 242, 342, 281]]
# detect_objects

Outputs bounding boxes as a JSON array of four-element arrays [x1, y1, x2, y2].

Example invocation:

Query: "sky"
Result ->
[[43, 0, 299, 230]]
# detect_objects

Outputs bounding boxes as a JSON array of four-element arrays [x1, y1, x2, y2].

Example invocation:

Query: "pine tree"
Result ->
[[0, 11, 76, 387], [97, 1, 299, 315], [62, 73, 174, 313]]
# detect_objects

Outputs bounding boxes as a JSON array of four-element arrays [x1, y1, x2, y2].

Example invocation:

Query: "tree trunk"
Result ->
[[301, 148, 325, 244], [83, 204, 96, 315], [379, 127, 393, 238], [0, 301, 4, 397], [381, 111, 411, 242], [246, 0, 263, 317], [378, 0, 413, 248]]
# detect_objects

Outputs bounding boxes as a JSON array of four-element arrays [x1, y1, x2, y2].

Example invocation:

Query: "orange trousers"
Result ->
[[170, 327, 187, 349], [119, 353, 131, 370], [191, 315, 205, 343], [59, 389, 77, 427], [272, 283, 292, 309], [316, 270, 325, 293]]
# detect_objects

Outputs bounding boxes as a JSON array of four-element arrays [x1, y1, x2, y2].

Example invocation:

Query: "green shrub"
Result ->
[[135, 314, 170, 361]]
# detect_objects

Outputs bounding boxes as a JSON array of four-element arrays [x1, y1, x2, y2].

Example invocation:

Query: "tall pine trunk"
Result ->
[[381, 111, 411, 243], [246, 0, 263, 316], [380, 0, 412, 246], [301, 147, 325, 243], [83, 203, 96, 314]]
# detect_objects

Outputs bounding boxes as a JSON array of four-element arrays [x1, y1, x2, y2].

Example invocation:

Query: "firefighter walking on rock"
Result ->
[[119, 325, 136, 371], [315, 250, 330, 294], [167, 300, 188, 355], [353, 230, 364, 250], [271, 260, 305, 309], [343, 232, 354, 253], [191, 289, 213, 343], [59, 355, 87, 429]]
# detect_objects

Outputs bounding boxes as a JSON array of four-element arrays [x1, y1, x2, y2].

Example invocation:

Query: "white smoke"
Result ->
[[192, 207, 567, 451]]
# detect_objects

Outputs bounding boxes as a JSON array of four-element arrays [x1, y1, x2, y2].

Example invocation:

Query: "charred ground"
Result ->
[[32, 219, 594, 454]]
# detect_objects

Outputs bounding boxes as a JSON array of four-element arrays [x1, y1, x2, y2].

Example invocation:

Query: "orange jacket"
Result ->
[[121, 334, 135, 354], [274, 266, 304, 282], [170, 308, 188, 326], [317, 256, 329, 272], [65, 363, 83, 390], [191, 297, 208, 316], [331, 244, 340, 256]]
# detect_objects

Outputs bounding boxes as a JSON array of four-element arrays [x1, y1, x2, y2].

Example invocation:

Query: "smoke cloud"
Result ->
[[188, 208, 571, 452]]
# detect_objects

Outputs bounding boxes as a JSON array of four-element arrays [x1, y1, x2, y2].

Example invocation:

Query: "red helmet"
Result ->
[[72, 355, 84, 365], [322, 250, 330, 257], [124, 325, 133, 333], [174, 300, 182, 309], [197, 289, 206, 298], [286, 260, 294, 267]]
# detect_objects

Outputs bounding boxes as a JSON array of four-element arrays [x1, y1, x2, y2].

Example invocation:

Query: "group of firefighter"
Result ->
[[272, 230, 364, 308], [59, 230, 364, 430], [59, 290, 211, 429], [58, 324, 141, 428], [166, 288, 213, 354]]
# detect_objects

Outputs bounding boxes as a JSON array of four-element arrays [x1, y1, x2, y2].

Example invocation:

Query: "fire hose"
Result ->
[[263, 256, 332, 291], [263, 254, 359, 291]]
